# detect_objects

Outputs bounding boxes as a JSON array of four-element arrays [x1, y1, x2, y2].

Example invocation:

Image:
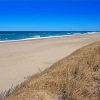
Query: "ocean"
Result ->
[[0, 31, 98, 42]]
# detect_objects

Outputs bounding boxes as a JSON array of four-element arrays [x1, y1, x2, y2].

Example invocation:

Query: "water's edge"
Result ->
[[0, 32, 99, 43]]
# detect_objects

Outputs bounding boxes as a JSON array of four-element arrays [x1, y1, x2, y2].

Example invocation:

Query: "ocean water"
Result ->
[[0, 31, 98, 42]]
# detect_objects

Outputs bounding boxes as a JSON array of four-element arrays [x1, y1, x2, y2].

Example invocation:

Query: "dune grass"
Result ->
[[4, 41, 100, 100]]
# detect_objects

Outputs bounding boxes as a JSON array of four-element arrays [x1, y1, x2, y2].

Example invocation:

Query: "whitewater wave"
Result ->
[[0, 32, 99, 43]]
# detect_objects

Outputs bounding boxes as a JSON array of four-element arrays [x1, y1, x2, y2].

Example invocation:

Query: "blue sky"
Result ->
[[0, 0, 100, 31]]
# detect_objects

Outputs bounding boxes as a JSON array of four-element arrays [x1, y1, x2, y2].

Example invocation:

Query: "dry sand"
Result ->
[[0, 33, 100, 92]]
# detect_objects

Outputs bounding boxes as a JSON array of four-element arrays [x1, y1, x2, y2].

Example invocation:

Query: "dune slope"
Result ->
[[5, 42, 100, 100]]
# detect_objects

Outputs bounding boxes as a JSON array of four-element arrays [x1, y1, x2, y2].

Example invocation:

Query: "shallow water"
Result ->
[[0, 31, 99, 42]]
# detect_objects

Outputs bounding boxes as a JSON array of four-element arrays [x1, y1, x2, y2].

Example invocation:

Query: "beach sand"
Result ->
[[0, 33, 100, 92]]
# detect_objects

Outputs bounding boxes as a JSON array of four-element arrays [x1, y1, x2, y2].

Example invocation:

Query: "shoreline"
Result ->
[[0, 32, 99, 43], [0, 33, 100, 93]]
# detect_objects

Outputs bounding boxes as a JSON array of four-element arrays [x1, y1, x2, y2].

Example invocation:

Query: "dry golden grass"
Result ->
[[4, 42, 100, 100]]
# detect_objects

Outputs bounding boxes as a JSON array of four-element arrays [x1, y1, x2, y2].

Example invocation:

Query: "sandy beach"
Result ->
[[0, 33, 100, 92]]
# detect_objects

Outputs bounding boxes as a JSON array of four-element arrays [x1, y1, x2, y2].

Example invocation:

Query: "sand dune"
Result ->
[[4, 39, 100, 100], [0, 33, 100, 93]]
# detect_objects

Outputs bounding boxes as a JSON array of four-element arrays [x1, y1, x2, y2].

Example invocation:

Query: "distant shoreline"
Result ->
[[0, 31, 99, 43]]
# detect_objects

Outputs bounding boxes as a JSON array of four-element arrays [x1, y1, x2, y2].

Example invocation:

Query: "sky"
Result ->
[[0, 0, 100, 31]]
